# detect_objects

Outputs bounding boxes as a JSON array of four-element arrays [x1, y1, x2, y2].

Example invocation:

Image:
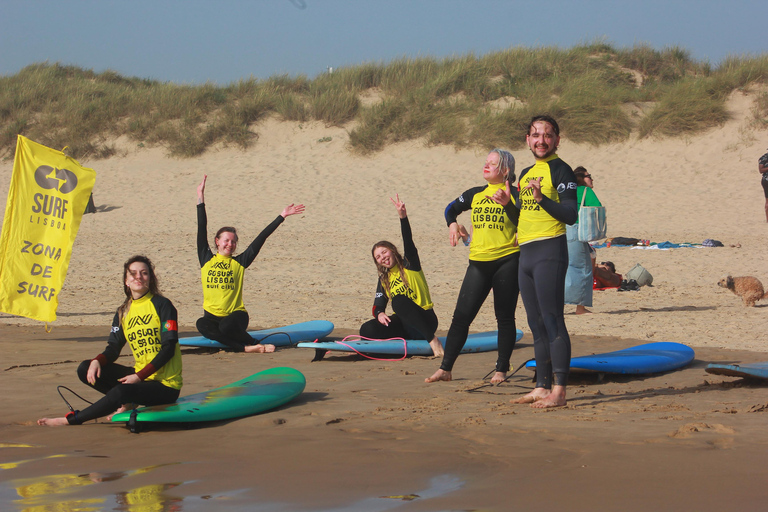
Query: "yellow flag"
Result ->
[[0, 136, 96, 322]]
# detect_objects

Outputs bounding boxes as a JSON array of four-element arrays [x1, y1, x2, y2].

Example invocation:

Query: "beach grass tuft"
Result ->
[[1, 46, 767, 158]]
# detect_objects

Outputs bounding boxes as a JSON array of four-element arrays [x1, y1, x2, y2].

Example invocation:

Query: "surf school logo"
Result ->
[[162, 320, 177, 333], [34, 166, 79, 194]]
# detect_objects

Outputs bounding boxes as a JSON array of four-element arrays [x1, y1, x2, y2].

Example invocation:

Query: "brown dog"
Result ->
[[717, 276, 767, 307]]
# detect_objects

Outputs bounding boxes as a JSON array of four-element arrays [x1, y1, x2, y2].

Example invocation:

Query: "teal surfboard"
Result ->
[[525, 342, 694, 374], [178, 320, 334, 348], [705, 362, 768, 380], [296, 329, 523, 356], [111, 367, 306, 424]]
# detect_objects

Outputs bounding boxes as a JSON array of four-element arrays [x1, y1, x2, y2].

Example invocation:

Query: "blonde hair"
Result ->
[[490, 148, 516, 182]]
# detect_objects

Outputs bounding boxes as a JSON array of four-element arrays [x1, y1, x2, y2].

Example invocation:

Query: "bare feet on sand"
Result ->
[[429, 337, 444, 358], [425, 369, 452, 383], [490, 371, 507, 384], [511, 387, 551, 404], [531, 386, 567, 409], [575, 305, 592, 315], [245, 343, 276, 353], [37, 417, 69, 426]]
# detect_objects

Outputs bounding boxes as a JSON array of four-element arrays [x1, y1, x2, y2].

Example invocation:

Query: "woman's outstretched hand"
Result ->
[[281, 203, 306, 218], [390, 194, 407, 219], [197, 175, 207, 204]]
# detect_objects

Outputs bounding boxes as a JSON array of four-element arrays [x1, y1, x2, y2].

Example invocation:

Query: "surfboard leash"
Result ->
[[56, 385, 94, 412], [466, 358, 534, 393], [332, 335, 409, 361], [253, 331, 291, 345]]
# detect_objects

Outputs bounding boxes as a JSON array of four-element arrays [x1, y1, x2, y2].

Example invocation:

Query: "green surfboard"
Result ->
[[111, 367, 306, 424]]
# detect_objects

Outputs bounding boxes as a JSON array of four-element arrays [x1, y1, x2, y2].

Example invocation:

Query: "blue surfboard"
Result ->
[[179, 320, 334, 349], [296, 329, 523, 356], [525, 342, 694, 374], [705, 362, 768, 380]]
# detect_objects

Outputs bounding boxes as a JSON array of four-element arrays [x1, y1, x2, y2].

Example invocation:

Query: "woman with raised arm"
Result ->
[[426, 149, 521, 384], [361, 195, 443, 357], [196, 175, 305, 353], [38, 256, 182, 426]]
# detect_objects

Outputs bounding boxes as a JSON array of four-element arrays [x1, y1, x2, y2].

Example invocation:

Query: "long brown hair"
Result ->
[[118, 255, 159, 320], [371, 241, 409, 297]]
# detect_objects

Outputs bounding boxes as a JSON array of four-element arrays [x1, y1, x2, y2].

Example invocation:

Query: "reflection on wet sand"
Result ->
[[5, 465, 462, 512], [8, 463, 182, 512]]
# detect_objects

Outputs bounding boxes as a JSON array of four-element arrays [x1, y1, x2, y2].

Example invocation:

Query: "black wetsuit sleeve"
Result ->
[[503, 187, 521, 225], [536, 164, 578, 225], [138, 295, 179, 380], [400, 216, 421, 272], [444, 187, 483, 226], [235, 215, 285, 268], [197, 203, 214, 267], [96, 311, 127, 366], [372, 280, 389, 318]]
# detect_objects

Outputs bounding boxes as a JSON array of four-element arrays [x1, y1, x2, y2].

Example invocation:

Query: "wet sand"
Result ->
[[3, 324, 768, 510]]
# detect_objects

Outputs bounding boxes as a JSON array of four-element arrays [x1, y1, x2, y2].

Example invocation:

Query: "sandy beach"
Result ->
[[1, 89, 767, 510]]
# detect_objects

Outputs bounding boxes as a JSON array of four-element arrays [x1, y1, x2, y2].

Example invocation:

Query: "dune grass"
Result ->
[[1, 44, 767, 159]]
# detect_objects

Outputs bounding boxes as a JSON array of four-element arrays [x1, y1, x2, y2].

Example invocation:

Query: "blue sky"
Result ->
[[1, 0, 766, 84]]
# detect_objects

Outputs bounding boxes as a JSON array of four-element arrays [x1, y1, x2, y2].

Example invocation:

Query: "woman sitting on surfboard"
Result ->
[[38, 255, 182, 426], [360, 194, 444, 357], [426, 149, 521, 384], [196, 175, 305, 353]]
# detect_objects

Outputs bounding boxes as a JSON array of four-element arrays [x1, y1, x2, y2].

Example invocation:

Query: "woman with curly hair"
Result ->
[[360, 194, 443, 357]]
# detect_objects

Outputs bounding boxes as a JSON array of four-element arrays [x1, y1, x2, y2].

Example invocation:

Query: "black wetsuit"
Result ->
[[439, 182, 521, 374], [196, 203, 284, 352], [68, 293, 182, 425], [516, 154, 577, 388], [360, 217, 438, 342]]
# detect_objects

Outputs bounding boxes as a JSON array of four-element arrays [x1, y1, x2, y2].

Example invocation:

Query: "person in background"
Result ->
[[593, 261, 622, 288], [565, 166, 602, 314], [759, 150, 768, 223]]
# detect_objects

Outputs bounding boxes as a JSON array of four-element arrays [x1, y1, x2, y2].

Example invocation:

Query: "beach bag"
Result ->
[[567, 190, 607, 242], [625, 263, 653, 286]]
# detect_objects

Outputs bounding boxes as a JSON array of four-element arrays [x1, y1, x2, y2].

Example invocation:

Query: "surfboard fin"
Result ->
[[311, 348, 328, 362], [128, 409, 141, 434]]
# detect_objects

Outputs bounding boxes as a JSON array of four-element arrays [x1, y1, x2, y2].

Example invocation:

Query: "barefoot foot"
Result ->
[[530, 386, 566, 408], [575, 305, 592, 315], [106, 403, 137, 421], [490, 371, 507, 384], [37, 417, 70, 426], [429, 338, 444, 358], [425, 369, 452, 383], [245, 343, 276, 353], [511, 387, 550, 404]]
